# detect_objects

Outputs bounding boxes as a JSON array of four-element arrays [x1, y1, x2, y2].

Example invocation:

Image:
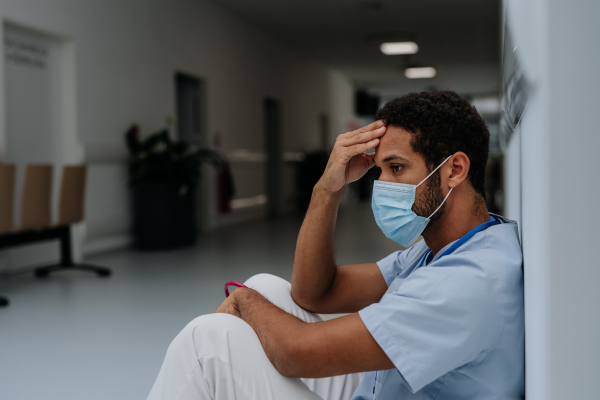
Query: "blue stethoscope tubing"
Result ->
[[418, 217, 500, 269]]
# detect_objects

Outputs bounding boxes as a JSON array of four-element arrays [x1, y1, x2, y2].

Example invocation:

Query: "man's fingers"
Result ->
[[344, 139, 380, 157], [338, 125, 386, 146], [337, 120, 385, 141], [365, 153, 377, 169], [357, 119, 385, 134], [226, 304, 241, 318]]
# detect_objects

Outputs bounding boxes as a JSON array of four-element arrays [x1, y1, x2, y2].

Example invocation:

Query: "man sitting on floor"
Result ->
[[147, 91, 524, 400]]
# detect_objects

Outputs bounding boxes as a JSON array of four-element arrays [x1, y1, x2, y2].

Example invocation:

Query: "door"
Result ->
[[175, 72, 206, 144], [3, 21, 78, 268], [264, 98, 281, 219], [175, 72, 210, 230]]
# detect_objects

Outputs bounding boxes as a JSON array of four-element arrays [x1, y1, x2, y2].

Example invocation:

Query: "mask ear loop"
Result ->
[[414, 155, 454, 220], [427, 187, 453, 219], [416, 155, 453, 188]]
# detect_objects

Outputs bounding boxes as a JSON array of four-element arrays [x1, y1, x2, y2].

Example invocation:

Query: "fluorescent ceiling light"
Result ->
[[404, 67, 436, 79], [380, 42, 419, 55]]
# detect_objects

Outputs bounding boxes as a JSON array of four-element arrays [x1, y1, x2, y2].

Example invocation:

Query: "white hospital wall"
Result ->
[[328, 69, 356, 145], [1, 23, 79, 267], [0, 0, 355, 260], [505, 0, 600, 398]]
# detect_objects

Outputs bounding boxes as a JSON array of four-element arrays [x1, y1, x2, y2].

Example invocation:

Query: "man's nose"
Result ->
[[377, 171, 394, 183]]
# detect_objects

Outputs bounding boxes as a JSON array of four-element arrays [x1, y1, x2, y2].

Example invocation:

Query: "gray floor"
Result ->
[[0, 203, 399, 400]]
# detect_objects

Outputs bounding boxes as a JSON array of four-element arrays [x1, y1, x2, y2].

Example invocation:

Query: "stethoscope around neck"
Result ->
[[417, 216, 500, 269]]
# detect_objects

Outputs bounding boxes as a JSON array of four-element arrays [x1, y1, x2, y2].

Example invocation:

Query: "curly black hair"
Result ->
[[375, 90, 490, 199]]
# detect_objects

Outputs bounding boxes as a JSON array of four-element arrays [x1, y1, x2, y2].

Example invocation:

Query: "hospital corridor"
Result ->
[[0, 0, 599, 400], [0, 203, 398, 399]]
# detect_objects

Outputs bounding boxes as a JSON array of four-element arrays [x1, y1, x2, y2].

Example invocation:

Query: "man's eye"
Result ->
[[391, 165, 403, 172]]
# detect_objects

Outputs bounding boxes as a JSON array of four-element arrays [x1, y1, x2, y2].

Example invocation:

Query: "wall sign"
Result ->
[[4, 35, 48, 69]]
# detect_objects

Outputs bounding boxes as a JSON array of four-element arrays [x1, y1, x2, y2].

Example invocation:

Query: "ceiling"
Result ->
[[209, 0, 502, 98]]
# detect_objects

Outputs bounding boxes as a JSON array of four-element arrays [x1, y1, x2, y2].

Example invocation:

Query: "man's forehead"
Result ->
[[375, 126, 414, 163], [374, 150, 411, 166], [378, 153, 410, 163]]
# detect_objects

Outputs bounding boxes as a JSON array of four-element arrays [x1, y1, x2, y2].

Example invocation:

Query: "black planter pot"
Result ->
[[131, 182, 196, 250]]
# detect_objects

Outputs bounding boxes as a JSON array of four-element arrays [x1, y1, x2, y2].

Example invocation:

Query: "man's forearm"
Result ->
[[234, 288, 307, 376], [232, 287, 394, 378], [291, 184, 342, 308]]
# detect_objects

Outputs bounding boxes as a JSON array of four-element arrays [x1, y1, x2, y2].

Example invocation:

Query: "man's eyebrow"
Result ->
[[382, 154, 409, 163]]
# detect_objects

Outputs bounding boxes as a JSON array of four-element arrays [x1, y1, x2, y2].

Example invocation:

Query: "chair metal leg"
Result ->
[[33, 226, 111, 279], [0, 296, 9, 307], [34, 263, 111, 278]]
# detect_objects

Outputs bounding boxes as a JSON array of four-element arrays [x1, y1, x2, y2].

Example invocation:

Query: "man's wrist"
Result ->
[[232, 287, 252, 315], [313, 180, 343, 199]]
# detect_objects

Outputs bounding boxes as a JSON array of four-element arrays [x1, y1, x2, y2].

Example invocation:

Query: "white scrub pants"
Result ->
[[147, 273, 362, 400]]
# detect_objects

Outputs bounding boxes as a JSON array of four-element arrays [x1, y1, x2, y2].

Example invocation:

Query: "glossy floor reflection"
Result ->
[[0, 203, 399, 400]]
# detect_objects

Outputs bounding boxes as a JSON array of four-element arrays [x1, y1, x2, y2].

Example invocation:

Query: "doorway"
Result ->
[[175, 73, 207, 144], [319, 113, 330, 151], [2, 21, 79, 268], [174, 72, 210, 229], [264, 98, 282, 219]]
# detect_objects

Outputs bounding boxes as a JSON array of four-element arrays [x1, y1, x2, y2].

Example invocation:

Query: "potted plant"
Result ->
[[125, 124, 220, 249]]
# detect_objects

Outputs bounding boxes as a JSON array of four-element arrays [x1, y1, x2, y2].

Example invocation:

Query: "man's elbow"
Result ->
[[272, 355, 303, 378], [271, 338, 311, 378], [290, 289, 327, 314], [290, 291, 316, 313]]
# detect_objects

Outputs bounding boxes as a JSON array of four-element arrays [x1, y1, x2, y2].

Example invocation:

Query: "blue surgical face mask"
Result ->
[[372, 156, 453, 247]]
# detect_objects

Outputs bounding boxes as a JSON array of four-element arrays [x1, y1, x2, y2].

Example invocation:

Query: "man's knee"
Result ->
[[243, 274, 321, 323], [244, 273, 292, 300], [168, 314, 254, 359], [182, 313, 251, 340]]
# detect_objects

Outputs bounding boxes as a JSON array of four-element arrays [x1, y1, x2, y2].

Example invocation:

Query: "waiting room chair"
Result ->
[[0, 163, 16, 235], [0, 164, 110, 306], [34, 165, 111, 278], [19, 164, 53, 231], [0, 164, 15, 306]]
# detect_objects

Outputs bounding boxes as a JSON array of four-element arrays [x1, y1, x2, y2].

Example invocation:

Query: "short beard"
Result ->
[[412, 170, 446, 235]]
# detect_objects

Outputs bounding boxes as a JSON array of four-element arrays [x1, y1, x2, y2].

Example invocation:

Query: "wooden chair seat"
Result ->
[[0, 164, 111, 306]]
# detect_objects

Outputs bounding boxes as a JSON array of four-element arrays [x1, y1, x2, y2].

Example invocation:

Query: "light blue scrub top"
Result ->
[[353, 214, 524, 400]]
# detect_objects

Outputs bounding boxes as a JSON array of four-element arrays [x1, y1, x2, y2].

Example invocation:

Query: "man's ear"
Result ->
[[447, 152, 470, 189]]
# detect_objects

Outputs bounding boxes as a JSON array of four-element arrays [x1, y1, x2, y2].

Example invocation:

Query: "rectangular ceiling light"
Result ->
[[380, 42, 419, 55], [404, 67, 437, 79]]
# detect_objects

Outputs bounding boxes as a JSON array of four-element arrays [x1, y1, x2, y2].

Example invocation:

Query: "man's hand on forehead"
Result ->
[[317, 120, 387, 193], [344, 119, 386, 139]]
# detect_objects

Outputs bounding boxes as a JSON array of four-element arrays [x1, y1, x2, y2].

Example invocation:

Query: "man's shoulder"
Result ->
[[483, 214, 522, 260], [379, 240, 428, 266], [438, 216, 523, 302], [451, 213, 522, 260], [376, 241, 429, 286], [489, 213, 517, 225], [430, 215, 523, 284]]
